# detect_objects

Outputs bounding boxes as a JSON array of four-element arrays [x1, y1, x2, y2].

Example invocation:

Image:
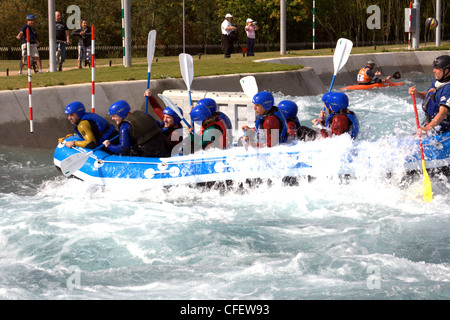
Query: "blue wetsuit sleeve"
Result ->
[[107, 123, 131, 154]]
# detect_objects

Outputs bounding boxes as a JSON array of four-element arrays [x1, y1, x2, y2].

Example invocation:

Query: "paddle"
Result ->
[[411, 92, 433, 202], [179, 53, 194, 108], [239, 76, 259, 150], [392, 71, 401, 80], [157, 93, 192, 129], [60, 135, 118, 177], [240, 76, 258, 100], [328, 38, 353, 92], [144, 30, 157, 114]]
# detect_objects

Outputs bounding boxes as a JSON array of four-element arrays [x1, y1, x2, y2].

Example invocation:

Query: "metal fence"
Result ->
[[0, 41, 409, 60]]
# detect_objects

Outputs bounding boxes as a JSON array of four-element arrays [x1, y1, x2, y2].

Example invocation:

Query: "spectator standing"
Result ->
[[16, 14, 42, 74], [245, 18, 258, 56], [55, 11, 71, 71], [71, 19, 92, 69], [221, 13, 237, 58]]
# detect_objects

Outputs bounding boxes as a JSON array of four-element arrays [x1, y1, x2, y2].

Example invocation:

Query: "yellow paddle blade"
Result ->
[[422, 160, 433, 202]]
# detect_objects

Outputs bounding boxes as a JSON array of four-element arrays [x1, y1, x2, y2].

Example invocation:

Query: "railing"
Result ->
[[0, 40, 409, 60]]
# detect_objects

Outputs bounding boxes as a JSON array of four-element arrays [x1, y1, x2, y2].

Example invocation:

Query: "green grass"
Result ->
[[1, 42, 448, 91]]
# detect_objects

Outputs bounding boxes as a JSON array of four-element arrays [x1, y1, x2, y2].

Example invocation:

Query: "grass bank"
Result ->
[[1, 42, 448, 91]]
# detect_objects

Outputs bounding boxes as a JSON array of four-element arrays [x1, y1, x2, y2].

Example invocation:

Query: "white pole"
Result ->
[[412, 0, 420, 50], [436, 0, 441, 47], [124, 0, 132, 67], [280, 0, 286, 55], [48, 0, 56, 72]]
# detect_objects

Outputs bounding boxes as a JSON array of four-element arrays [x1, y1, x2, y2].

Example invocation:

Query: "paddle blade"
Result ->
[[147, 30, 157, 72], [179, 53, 194, 90], [240, 76, 259, 99], [421, 160, 433, 202], [157, 94, 191, 129], [333, 38, 353, 75], [60, 151, 92, 177]]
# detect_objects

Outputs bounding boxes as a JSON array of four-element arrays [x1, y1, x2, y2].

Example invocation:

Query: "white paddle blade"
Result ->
[[240, 76, 258, 100], [179, 53, 194, 90], [333, 38, 353, 75], [147, 30, 157, 72], [60, 151, 93, 177], [157, 94, 183, 119]]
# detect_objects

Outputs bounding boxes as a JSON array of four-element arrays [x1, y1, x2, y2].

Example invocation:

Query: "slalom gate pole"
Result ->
[[91, 24, 95, 113], [408, 1, 412, 50], [312, 1, 315, 50], [121, 0, 125, 65], [27, 28, 33, 133]]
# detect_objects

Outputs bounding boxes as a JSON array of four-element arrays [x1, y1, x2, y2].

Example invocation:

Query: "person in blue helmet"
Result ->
[[102, 100, 172, 157], [60, 101, 116, 149], [144, 89, 184, 149], [278, 100, 301, 143], [408, 55, 450, 135], [313, 91, 359, 139], [188, 103, 231, 151], [196, 98, 233, 130], [241, 91, 288, 148]]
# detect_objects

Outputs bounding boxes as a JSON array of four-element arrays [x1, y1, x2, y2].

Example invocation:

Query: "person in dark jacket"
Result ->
[[103, 100, 172, 157]]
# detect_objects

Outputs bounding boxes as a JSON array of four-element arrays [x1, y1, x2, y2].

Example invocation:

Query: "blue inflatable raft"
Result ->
[[53, 132, 450, 187]]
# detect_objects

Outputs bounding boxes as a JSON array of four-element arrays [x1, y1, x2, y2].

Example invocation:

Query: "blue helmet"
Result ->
[[27, 14, 35, 20], [252, 91, 274, 111], [327, 92, 349, 112], [321, 91, 333, 106], [278, 100, 298, 119], [65, 101, 86, 118], [190, 105, 211, 123], [163, 106, 183, 125], [109, 100, 131, 118], [197, 98, 217, 114]]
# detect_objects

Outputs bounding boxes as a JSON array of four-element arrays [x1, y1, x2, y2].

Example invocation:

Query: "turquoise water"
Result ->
[[1, 72, 449, 300]]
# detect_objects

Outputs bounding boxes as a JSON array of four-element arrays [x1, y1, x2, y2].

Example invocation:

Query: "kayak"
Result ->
[[341, 79, 404, 90], [53, 131, 450, 187]]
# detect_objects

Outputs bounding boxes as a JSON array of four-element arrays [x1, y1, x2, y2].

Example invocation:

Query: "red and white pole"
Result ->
[[408, 1, 412, 50], [91, 24, 95, 113], [27, 28, 33, 133]]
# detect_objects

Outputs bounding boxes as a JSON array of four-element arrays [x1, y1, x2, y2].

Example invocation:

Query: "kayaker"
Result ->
[[188, 104, 232, 151], [277, 100, 301, 143], [357, 60, 391, 85], [60, 101, 116, 149], [241, 91, 288, 148], [144, 89, 184, 150], [408, 55, 450, 135], [103, 100, 172, 157]]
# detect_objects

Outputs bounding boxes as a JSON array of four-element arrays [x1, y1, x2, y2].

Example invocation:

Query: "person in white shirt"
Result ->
[[221, 13, 237, 58]]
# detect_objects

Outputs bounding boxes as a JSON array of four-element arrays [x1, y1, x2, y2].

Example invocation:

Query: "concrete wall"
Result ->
[[1, 50, 448, 149]]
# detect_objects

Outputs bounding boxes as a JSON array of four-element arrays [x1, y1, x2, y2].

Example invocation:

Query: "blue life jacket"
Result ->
[[422, 81, 450, 131]]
